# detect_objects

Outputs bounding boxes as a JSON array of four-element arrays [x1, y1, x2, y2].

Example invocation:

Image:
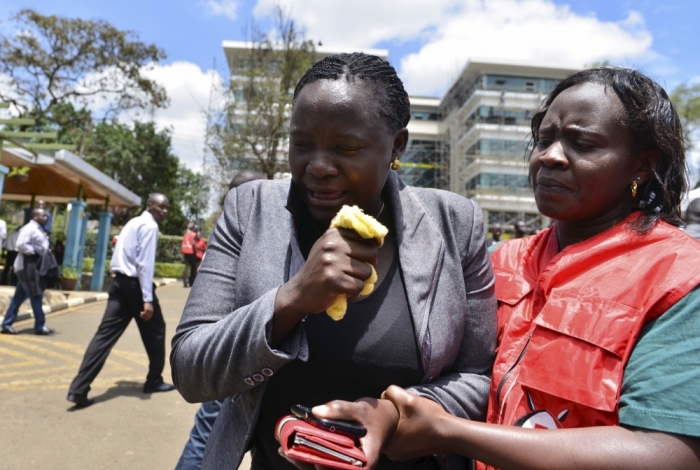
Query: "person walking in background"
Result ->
[[1, 226, 20, 286], [485, 223, 502, 248], [173, 169, 264, 470], [1, 209, 53, 335], [193, 228, 206, 272], [36, 200, 52, 235], [514, 220, 527, 238], [684, 198, 700, 241], [181, 224, 198, 288], [67, 194, 174, 407]]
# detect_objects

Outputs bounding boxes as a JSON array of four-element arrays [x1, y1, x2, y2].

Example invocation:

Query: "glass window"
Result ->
[[465, 139, 530, 158], [483, 75, 558, 94]]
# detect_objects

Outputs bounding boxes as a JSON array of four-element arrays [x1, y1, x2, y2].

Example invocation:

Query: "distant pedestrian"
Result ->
[[181, 225, 198, 287], [685, 198, 700, 241], [194, 229, 207, 262], [37, 200, 52, 235], [486, 223, 502, 248], [0, 217, 6, 249], [1, 209, 55, 335], [1, 226, 20, 286], [67, 194, 174, 407], [514, 220, 527, 238]]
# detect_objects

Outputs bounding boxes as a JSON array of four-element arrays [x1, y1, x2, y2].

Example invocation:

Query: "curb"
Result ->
[[15, 278, 178, 322]]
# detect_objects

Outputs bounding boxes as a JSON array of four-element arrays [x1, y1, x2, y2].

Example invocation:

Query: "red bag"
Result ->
[[275, 415, 368, 469]]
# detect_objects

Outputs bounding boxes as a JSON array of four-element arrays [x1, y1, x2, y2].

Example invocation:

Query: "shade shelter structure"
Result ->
[[0, 147, 141, 291]]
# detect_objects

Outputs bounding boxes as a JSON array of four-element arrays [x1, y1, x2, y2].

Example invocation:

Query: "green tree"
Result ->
[[0, 9, 167, 153], [671, 82, 700, 151], [84, 120, 203, 234], [206, 6, 315, 191]]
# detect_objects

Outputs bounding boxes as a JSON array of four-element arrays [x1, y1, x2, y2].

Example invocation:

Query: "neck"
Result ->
[[555, 205, 632, 251]]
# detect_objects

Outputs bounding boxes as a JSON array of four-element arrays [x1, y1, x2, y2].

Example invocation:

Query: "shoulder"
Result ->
[[223, 179, 289, 219]]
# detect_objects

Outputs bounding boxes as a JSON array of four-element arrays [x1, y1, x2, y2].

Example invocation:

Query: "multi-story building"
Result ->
[[222, 42, 578, 232], [440, 59, 579, 232]]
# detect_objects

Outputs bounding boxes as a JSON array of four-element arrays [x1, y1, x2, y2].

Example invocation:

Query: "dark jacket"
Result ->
[[20, 249, 59, 297]]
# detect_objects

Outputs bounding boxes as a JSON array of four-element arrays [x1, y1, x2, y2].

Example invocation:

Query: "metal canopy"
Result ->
[[1, 147, 141, 207]]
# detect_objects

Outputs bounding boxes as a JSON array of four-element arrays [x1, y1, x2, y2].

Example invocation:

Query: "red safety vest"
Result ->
[[194, 237, 207, 259], [181, 230, 196, 255], [478, 215, 700, 470]]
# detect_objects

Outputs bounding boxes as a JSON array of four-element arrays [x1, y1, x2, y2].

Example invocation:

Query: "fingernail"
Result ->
[[312, 405, 329, 416]]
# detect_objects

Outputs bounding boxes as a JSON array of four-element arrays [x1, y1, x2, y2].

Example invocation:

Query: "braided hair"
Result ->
[[531, 67, 687, 233], [293, 53, 411, 133]]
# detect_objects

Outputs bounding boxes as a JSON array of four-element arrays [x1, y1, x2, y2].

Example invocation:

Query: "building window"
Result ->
[[411, 111, 439, 121], [465, 173, 529, 190], [465, 106, 533, 129], [484, 74, 558, 94], [398, 139, 439, 188], [465, 138, 530, 158]]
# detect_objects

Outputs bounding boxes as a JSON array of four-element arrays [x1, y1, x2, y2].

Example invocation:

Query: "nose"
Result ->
[[538, 141, 569, 170], [306, 151, 338, 179]]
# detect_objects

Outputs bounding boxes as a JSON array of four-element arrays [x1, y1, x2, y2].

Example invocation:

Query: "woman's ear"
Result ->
[[392, 128, 409, 161], [636, 149, 659, 184]]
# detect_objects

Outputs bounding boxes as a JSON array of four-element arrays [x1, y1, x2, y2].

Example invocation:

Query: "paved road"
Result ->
[[0, 283, 251, 470]]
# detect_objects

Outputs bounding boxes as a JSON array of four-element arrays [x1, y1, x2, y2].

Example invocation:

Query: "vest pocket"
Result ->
[[516, 293, 641, 412]]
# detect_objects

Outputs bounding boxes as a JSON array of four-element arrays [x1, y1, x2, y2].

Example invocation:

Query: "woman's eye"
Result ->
[[573, 141, 595, 151], [337, 146, 359, 155], [292, 141, 311, 149], [536, 139, 551, 149]]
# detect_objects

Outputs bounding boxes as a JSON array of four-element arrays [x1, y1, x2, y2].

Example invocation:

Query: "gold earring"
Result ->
[[391, 158, 401, 171], [631, 180, 638, 198]]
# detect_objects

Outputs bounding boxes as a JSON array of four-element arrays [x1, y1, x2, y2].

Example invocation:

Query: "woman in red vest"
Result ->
[[303, 68, 700, 469]]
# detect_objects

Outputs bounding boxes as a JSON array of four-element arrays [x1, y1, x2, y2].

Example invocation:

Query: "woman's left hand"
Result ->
[[306, 397, 400, 470]]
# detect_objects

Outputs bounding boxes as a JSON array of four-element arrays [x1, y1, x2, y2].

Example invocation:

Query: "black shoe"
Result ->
[[1, 326, 17, 335], [67, 393, 95, 407], [35, 327, 54, 335], [143, 381, 176, 394]]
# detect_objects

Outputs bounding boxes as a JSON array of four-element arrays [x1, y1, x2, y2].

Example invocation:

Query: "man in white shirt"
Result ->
[[1, 209, 52, 335], [67, 194, 173, 407]]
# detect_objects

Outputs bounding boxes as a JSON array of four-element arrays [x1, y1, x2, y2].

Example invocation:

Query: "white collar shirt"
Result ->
[[110, 211, 160, 302], [13, 220, 50, 272]]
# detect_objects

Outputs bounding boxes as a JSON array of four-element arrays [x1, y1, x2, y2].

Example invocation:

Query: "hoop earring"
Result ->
[[631, 180, 638, 199], [391, 158, 401, 171]]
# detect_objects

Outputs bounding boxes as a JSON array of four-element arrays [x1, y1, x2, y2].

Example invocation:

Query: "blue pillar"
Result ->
[[63, 200, 87, 271], [90, 211, 113, 292], [0, 164, 8, 203], [75, 211, 90, 290]]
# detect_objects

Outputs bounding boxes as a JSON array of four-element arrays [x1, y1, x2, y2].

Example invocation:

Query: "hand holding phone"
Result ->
[[292, 404, 368, 438]]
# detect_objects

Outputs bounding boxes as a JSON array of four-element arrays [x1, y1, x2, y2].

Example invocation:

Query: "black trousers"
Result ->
[[69, 274, 166, 395], [183, 253, 200, 287]]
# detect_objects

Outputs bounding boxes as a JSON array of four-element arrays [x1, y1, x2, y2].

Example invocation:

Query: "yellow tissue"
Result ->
[[325, 205, 388, 321]]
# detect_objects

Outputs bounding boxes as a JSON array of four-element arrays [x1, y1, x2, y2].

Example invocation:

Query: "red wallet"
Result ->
[[275, 415, 368, 469]]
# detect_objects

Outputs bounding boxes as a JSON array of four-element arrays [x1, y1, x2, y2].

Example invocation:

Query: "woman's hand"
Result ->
[[272, 228, 378, 344], [310, 397, 400, 470], [381, 386, 450, 461]]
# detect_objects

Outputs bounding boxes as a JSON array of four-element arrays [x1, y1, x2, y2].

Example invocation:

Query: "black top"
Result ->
[[251, 254, 438, 469]]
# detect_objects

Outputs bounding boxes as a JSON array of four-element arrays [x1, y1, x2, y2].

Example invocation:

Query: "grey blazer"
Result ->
[[171, 172, 497, 469]]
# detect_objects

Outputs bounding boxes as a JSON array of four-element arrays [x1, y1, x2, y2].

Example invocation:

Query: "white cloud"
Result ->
[[135, 61, 224, 172], [400, 0, 653, 95], [254, 0, 462, 47], [203, 0, 239, 21], [253, 0, 656, 96]]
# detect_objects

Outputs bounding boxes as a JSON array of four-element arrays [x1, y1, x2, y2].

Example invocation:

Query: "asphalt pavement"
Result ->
[[0, 282, 252, 470]]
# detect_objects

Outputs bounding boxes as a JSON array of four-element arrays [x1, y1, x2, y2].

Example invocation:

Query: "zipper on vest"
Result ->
[[496, 335, 531, 408]]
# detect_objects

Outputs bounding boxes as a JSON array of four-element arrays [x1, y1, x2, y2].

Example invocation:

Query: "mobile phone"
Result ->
[[291, 404, 368, 438]]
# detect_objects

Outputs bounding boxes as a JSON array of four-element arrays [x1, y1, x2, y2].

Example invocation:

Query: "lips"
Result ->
[[536, 176, 572, 192], [307, 188, 346, 204]]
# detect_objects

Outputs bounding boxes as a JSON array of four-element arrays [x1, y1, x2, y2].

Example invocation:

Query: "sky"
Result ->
[[1, 0, 699, 172]]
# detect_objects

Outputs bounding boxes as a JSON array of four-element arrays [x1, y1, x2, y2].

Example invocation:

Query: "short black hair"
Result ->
[[531, 67, 687, 233], [293, 52, 411, 133]]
